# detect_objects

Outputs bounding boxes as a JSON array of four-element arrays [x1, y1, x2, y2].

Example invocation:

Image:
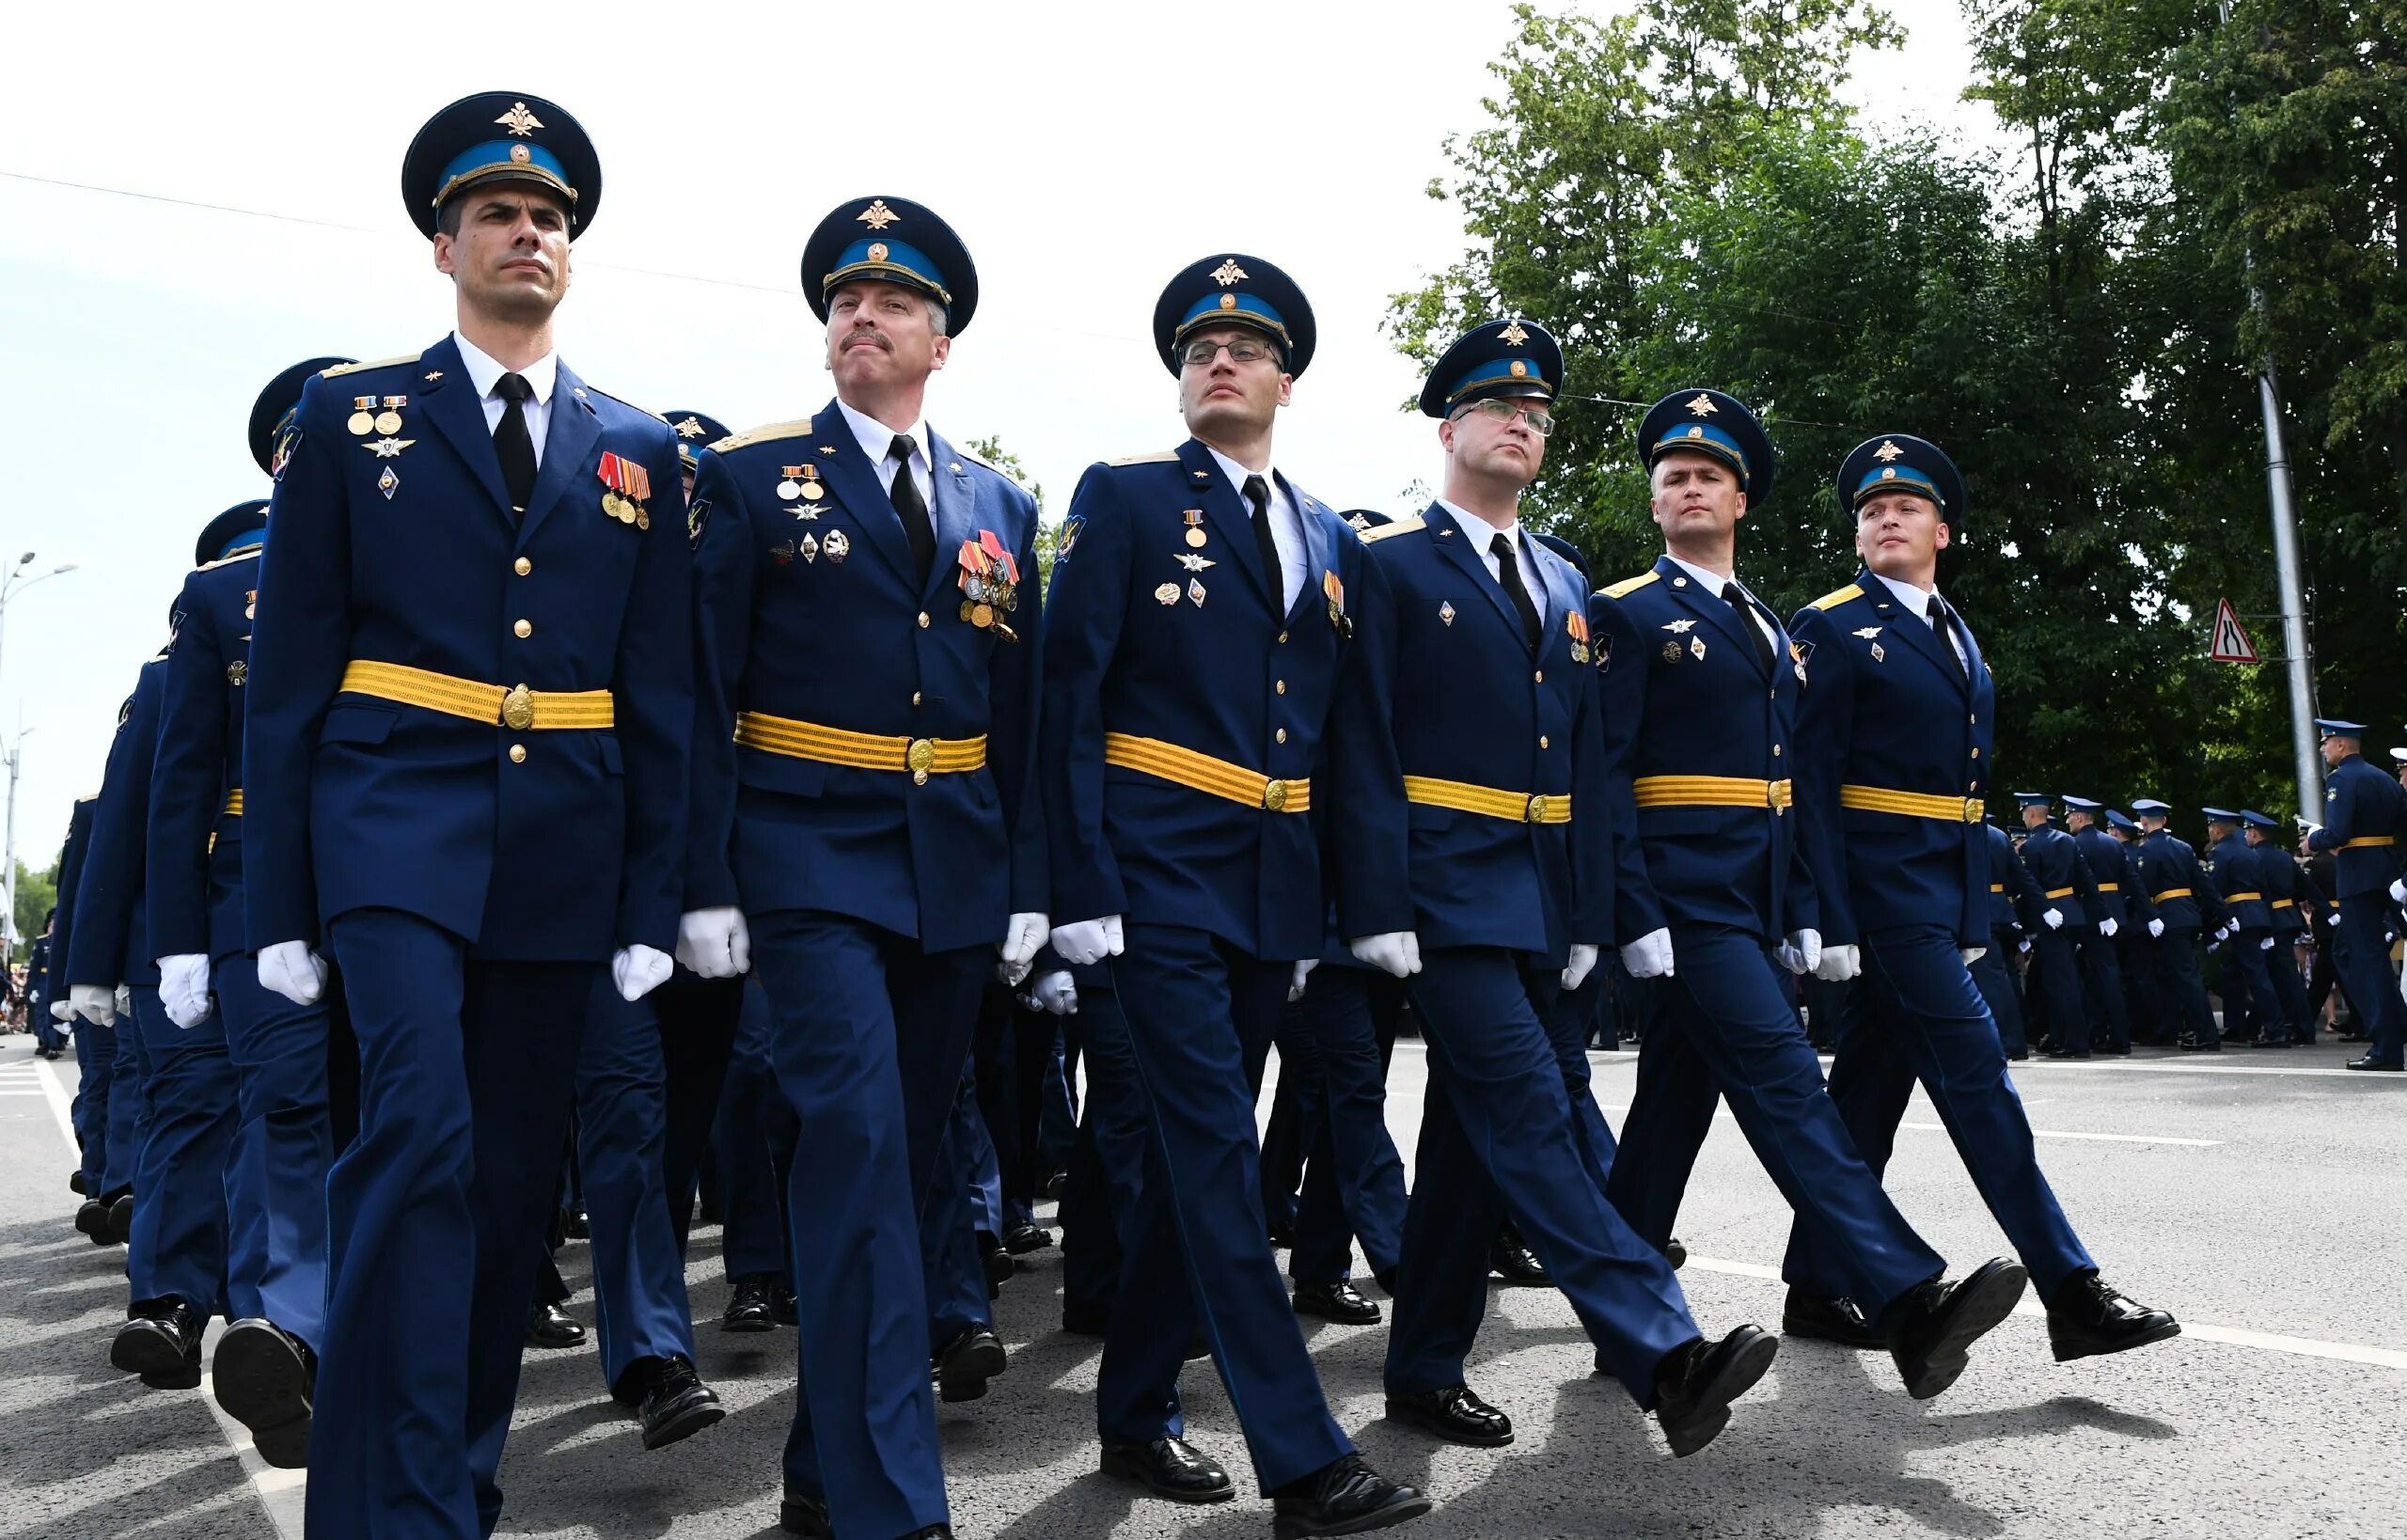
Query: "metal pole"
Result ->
[[2, 736, 19, 958]]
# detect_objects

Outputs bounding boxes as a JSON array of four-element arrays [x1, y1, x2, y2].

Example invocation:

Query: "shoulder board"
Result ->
[[1598, 571, 1660, 600], [1359, 514, 1424, 544], [710, 418, 815, 453], [76, 794, 98, 804], [319, 354, 415, 379], [948, 443, 1023, 487], [575, 384, 650, 416], [1809, 583, 1864, 611], [1106, 449, 1181, 466], [195, 547, 263, 574]]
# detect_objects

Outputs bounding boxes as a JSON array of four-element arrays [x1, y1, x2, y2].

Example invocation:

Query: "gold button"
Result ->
[[1277, 631, 1288, 644], [1539, 735, 1550, 748], [1534, 669, 1544, 683], [1276, 680, 1287, 695], [919, 612, 931, 629], [513, 619, 532, 638], [513, 557, 532, 576], [1276, 728, 1288, 744], [912, 691, 922, 706], [1970, 715, 1977, 725], [1772, 745, 1783, 757], [508, 744, 527, 763], [1971, 746, 1980, 759]]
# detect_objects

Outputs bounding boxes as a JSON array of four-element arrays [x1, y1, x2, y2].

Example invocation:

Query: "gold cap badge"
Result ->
[[494, 102, 543, 137]]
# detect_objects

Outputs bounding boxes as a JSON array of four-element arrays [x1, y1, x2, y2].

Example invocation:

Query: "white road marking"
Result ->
[[1593, 1104, 2217, 1148], [1589, 1048, 2407, 1082]]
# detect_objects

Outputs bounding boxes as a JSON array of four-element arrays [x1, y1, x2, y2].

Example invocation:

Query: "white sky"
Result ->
[[0, 0, 1995, 882]]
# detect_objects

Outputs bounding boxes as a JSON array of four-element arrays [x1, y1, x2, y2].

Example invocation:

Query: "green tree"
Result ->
[[12, 859, 56, 965]]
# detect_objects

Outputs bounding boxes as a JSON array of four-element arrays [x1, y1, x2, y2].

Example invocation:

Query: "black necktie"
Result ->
[[889, 432, 934, 580], [1491, 532, 1541, 651], [1243, 475, 1286, 610], [1928, 595, 1969, 684], [493, 372, 537, 516], [1723, 580, 1775, 675]]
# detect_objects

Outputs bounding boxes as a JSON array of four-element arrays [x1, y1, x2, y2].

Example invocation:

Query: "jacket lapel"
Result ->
[[410, 338, 512, 521], [1285, 477, 1335, 628], [812, 400, 918, 587], [517, 362, 601, 545], [1425, 502, 1528, 646], [1661, 557, 1764, 674], [922, 429, 978, 605], [1175, 439, 1276, 613], [1858, 569, 1966, 697]]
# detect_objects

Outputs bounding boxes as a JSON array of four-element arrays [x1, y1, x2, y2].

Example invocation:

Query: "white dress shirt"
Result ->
[[1868, 569, 1969, 668], [1206, 448, 1307, 611], [835, 397, 936, 511], [452, 331, 557, 467], [1664, 553, 1777, 654], [1434, 498, 1547, 628]]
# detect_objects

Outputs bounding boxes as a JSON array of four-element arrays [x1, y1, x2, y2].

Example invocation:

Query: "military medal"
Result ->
[[777, 467, 804, 500], [798, 466, 826, 501], [954, 532, 1023, 636], [596, 452, 653, 530], [1566, 611, 1591, 664], [1183, 509, 1207, 549], [347, 396, 378, 435], [373, 396, 407, 435], [1324, 571, 1351, 638], [1662, 641, 1683, 664]]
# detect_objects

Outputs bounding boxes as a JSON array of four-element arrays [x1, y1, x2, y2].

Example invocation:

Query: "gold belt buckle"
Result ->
[[1262, 778, 1289, 812], [1962, 796, 1980, 823], [1525, 793, 1550, 824], [501, 684, 535, 732], [906, 738, 936, 785]]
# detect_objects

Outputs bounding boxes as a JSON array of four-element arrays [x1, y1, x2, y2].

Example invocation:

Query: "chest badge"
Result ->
[[797, 532, 820, 564], [1183, 509, 1207, 549], [1439, 600, 1456, 627], [1690, 636, 1707, 661], [1661, 619, 1695, 634], [1661, 640, 1684, 665], [957, 531, 1022, 640], [376, 465, 400, 502], [778, 464, 827, 503], [1188, 578, 1208, 606], [1870, 642, 1886, 663], [1566, 611, 1590, 664], [596, 452, 653, 530], [823, 529, 850, 563], [1156, 582, 1182, 605]]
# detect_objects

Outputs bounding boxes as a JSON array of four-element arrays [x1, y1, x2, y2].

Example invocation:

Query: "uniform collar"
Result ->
[[1205, 445, 1280, 504], [1664, 551, 1743, 595], [836, 396, 929, 470], [1868, 568, 1943, 614], [1434, 497, 1521, 550], [451, 330, 557, 404]]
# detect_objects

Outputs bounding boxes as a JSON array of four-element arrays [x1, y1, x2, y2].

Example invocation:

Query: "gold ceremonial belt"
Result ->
[[224, 790, 244, 817], [735, 711, 985, 787], [339, 660, 613, 731], [2343, 836, 2399, 849], [1104, 732, 1309, 814], [1840, 784, 1983, 823], [2044, 887, 2076, 899], [2224, 890, 2263, 903], [2151, 888, 2193, 902], [1990, 883, 2006, 893], [1634, 775, 1792, 813], [2271, 898, 2296, 909], [2096, 883, 2120, 892], [1403, 775, 1570, 825]]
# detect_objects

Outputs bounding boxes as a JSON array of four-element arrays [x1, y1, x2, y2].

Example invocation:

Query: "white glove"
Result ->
[[1959, 946, 1988, 965], [258, 940, 328, 1006], [2099, 918, 2118, 938], [998, 912, 1050, 986], [159, 954, 212, 1030], [1620, 927, 1675, 979], [1023, 969, 1078, 1015], [115, 984, 132, 1018], [1051, 915, 1125, 967], [2259, 935, 2276, 951], [1347, 931, 1423, 980], [2018, 938, 2032, 953], [1287, 958, 1318, 1001], [2214, 923, 2233, 942], [674, 906, 751, 979], [2147, 919, 2165, 938], [1562, 943, 1598, 992], [2043, 908, 2065, 931], [2390, 877, 2406, 905], [1814, 942, 1861, 982], [1776, 928, 1823, 976], [2325, 911, 2342, 928], [70, 983, 118, 1027], [612, 943, 674, 1002], [49, 999, 75, 1023]]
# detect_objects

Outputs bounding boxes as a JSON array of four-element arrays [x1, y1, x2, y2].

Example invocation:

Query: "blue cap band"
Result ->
[[1447, 357, 1552, 407], [1652, 422, 1750, 485], [1176, 291, 1290, 347], [434, 140, 575, 211], [825, 237, 952, 305], [1853, 464, 1943, 506], [218, 527, 265, 559]]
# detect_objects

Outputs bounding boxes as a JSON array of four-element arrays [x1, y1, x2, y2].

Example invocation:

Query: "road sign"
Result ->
[[2209, 598, 2260, 664]]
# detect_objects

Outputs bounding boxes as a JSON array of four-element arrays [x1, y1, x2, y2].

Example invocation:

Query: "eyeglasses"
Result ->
[[1180, 337, 1278, 368], [1456, 398, 1555, 437]]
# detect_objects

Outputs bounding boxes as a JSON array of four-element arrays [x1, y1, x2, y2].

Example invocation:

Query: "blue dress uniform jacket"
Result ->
[[686, 401, 1045, 948], [2018, 824, 2095, 927], [1042, 439, 1365, 959], [244, 338, 692, 962], [1327, 507, 1610, 962], [2073, 826, 2145, 927], [2134, 830, 2225, 932], [2307, 752, 2407, 896], [1590, 556, 1817, 943], [148, 548, 261, 962], [1987, 824, 2039, 931], [1787, 574, 1989, 948], [67, 660, 167, 989], [51, 796, 99, 999], [2261, 846, 2308, 935], [2205, 832, 2273, 930]]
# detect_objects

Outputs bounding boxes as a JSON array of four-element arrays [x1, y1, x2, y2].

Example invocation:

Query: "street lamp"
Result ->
[[0, 555, 79, 951]]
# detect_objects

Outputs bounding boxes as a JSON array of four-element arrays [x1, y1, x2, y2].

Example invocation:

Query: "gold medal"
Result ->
[[972, 602, 994, 628], [1186, 527, 1207, 548], [373, 411, 403, 435], [634, 504, 651, 531], [603, 491, 627, 521], [800, 481, 826, 501], [960, 600, 976, 621]]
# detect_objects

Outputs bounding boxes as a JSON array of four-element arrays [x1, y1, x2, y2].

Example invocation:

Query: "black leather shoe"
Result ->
[[1062, 1299, 1110, 1337], [1783, 1288, 1883, 1348], [74, 1199, 106, 1237], [113, 1298, 204, 1390], [561, 1207, 590, 1240], [213, 1319, 314, 1468], [1653, 1326, 1778, 1456], [779, 1485, 831, 1538], [1267, 1214, 1298, 1248], [722, 1273, 779, 1332], [106, 1191, 135, 1245], [2251, 1037, 2290, 1048], [934, 1324, 1007, 1403], [526, 1302, 586, 1349], [2347, 1055, 2403, 1071], [1884, 1258, 2028, 1400], [1488, 1235, 1548, 1286], [2045, 1273, 2180, 1362], [69, 1171, 87, 1196], [1293, 1280, 1381, 1325], [773, 1282, 798, 1325], [1003, 1219, 1054, 1254], [2043, 1047, 2092, 1060], [1269, 1454, 1430, 1538], [630, 1355, 725, 1449], [1385, 1383, 1513, 1447], [1665, 1236, 1689, 1270], [981, 1247, 1015, 1288], [1100, 1435, 1235, 1503]]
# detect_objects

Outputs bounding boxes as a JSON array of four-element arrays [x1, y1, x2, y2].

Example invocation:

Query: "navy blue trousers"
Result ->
[[1970, 932, 2026, 1056], [71, 1017, 117, 1194], [576, 979, 699, 1393], [1607, 925, 1945, 1319], [2077, 931, 2131, 1050], [649, 969, 743, 1250], [750, 909, 985, 1539], [712, 978, 795, 1282], [2335, 896, 2405, 1065], [2154, 928, 2220, 1045], [107, 1007, 146, 1196], [1389, 950, 1695, 1398], [922, 1066, 995, 1349], [2267, 931, 2314, 1040], [214, 959, 332, 1346], [1060, 983, 1149, 1321], [2222, 931, 2287, 1042], [2026, 928, 2089, 1052], [1782, 927, 2091, 1302], [126, 986, 236, 1314], [1286, 966, 1408, 1288], [309, 909, 592, 1540], [1101, 923, 1352, 1492]]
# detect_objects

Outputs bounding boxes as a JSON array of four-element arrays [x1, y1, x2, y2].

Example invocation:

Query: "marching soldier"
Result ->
[[1775, 433, 2177, 1364], [1040, 254, 1429, 1533], [1334, 321, 1776, 1456], [1974, 816, 2039, 1058], [2064, 795, 2147, 1055], [2203, 809, 2285, 1045], [2013, 794, 2095, 1056], [686, 196, 1046, 1540], [2130, 800, 2227, 1049], [2104, 809, 2171, 1043], [1593, 390, 2025, 1402], [244, 94, 693, 1536], [2242, 810, 2316, 1045], [53, 795, 121, 1240], [2300, 719, 2407, 1070]]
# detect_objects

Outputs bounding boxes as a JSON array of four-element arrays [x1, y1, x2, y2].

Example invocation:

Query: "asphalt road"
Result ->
[[3, 1029, 2401, 1539]]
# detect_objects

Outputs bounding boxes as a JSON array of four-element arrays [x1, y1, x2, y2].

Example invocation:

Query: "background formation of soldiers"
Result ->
[[24, 91, 2407, 1540]]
